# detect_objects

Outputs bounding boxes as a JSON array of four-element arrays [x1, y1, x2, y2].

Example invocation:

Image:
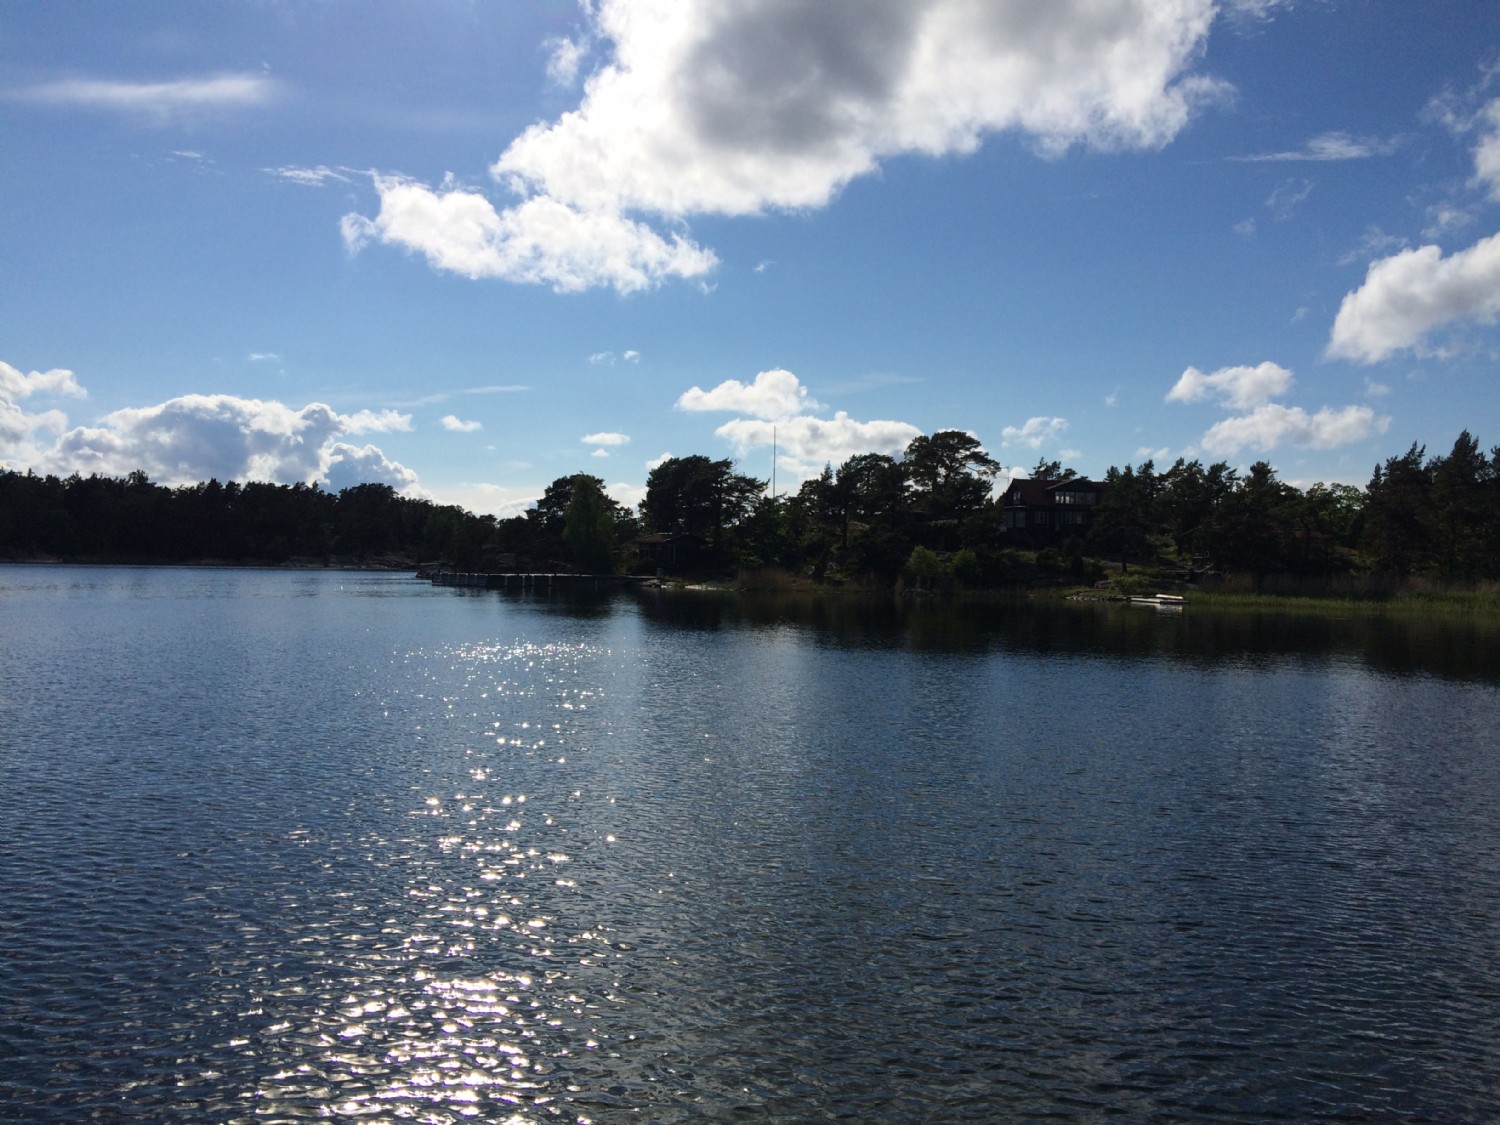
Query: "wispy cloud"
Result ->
[[1266, 177, 1313, 221], [1001, 416, 1068, 449], [441, 415, 483, 433], [588, 350, 641, 366], [265, 165, 353, 187], [818, 371, 924, 396], [388, 384, 528, 409], [1231, 130, 1399, 163], [581, 431, 629, 446], [1337, 226, 1409, 267], [13, 72, 279, 122]]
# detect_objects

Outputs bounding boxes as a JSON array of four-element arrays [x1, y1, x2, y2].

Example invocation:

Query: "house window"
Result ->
[[1059, 510, 1087, 525], [1055, 491, 1095, 505]]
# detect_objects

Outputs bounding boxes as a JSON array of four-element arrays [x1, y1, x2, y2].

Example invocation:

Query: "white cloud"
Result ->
[[608, 480, 647, 511], [1266, 177, 1312, 220], [1232, 130, 1399, 162], [677, 368, 819, 420], [1471, 98, 1500, 200], [676, 366, 921, 484], [1166, 362, 1293, 409], [347, 0, 1224, 292], [591, 448, 611, 458], [1326, 230, 1500, 363], [1200, 404, 1389, 456], [390, 384, 527, 408], [432, 481, 538, 519], [587, 349, 642, 366], [20, 391, 420, 492], [323, 443, 424, 495], [0, 360, 86, 401], [341, 174, 716, 294], [14, 72, 278, 122], [0, 399, 68, 465], [645, 451, 674, 470], [441, 415, 483, 432], [1001, 416, 1068, 449], [0, 361, 86, 467], [265, 165, 352, 187], [545, 35, 590, 87], [1166, 359, 1384, 456], [582, 431, 630, 445], [1222, 0, 1292, 18], [341, 409, 412, 434], [818, 370, 924, 396], [1423, 203, 1474, 240], [715, 412, 921, 479], [497, 0, 1223, 214], [1337, 226, 1409, 267]]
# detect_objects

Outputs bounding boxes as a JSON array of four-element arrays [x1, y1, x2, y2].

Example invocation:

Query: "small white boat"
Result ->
[[1129, 593, 1186, 610]]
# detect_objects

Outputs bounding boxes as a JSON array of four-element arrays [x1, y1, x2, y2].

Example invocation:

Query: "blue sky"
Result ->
[[4, 0, 1500, 516]]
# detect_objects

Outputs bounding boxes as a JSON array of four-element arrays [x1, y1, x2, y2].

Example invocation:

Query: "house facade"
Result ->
[[999, 476, 1106, 542], [634, 531, 701, 570]]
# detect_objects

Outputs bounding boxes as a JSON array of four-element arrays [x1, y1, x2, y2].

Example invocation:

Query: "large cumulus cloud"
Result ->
[[345, 0, 1225, 293], [2, 364, 422, 494], [42, 395, 413, 486]]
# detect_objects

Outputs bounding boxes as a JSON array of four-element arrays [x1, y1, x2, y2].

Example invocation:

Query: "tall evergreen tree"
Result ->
[[562, 475, 616, 573], [1362, 444, 1435, 578]]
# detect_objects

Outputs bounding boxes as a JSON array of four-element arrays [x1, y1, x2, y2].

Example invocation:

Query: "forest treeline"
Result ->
[[3, 429, 1499, 587]]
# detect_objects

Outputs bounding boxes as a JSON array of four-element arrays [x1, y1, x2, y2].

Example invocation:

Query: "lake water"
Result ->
[[3, 565, 1500, 1123]]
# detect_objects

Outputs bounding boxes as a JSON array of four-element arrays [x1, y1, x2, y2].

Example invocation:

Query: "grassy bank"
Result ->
[[1179, 586, 1500, 617]]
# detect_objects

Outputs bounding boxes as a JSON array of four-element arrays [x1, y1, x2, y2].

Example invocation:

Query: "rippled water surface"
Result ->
[[3, 565, 1500, 1122]]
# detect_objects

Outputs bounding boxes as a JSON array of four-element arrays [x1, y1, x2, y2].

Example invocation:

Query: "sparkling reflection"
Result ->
[[5, 570, 1500, 1123]]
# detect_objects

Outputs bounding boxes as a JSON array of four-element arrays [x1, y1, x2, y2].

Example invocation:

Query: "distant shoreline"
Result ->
[[0, 555, 421, 572]]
